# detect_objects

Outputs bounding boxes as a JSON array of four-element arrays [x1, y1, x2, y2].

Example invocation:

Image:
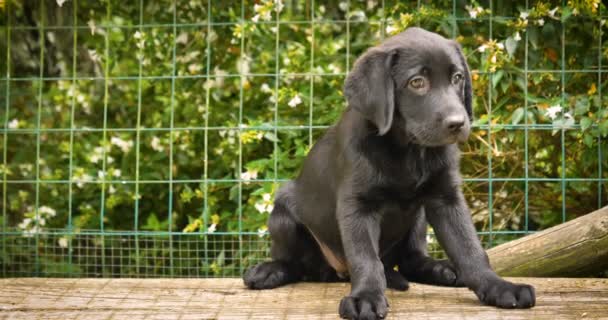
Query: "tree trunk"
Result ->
[[488, 206, 608, 277]]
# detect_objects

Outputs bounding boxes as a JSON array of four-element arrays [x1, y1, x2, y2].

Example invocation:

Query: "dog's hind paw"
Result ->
[[385, 268, 409, 291], [243, 261, 296, 289]]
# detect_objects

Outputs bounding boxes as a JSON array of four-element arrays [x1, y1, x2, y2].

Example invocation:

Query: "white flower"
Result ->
[[112, 169, 121, 177], [537, 18, 545, 26], [465, 5, 484, 19], [87, 49, 100, 61], [214, 67, 227, 87], [150, 136, 164, 152], [255, 202, 267, 213], [252, 3, 272, 22], [477, 44, 488, 52], [18, 218, 32, 229], [109, 185, 116, 194], [548, 7, 559, 19], [18, 164, 33, 175], [339, 1, 348, 11], [490, 54, 497, 64], [274, 0, 284, 12], [564, 112, 573, 119], [254, 202, 274, 214], [261, 83, 272, 93], [90, 146, 105, 164], [75, 173, 93, 188], [98, 170, 106, 179], [176, 32, 189, 44], [111, 136, 134, 153], [257, 226, 267, 238], [255, 193, 274, 214], [349, 11, 367, 22], [8, 119, 19, 129], [208, 223, 217, 233], [514, 31, 521, 41], [240, 170, 258, 183], [39, 206, 57, 217], [520, 11, 529, 20], [496, 43, 504, 50], [58, 237, 69, 248], [56, 0, 67, 7], [288, 94, 302, 108], [237, 56, 251, 75], [386, 25, 398, 35], [328, 63, 341, 74], [545, 104, 562, 120], [87, 19, 97, 35], [134, 31, 146, 49]]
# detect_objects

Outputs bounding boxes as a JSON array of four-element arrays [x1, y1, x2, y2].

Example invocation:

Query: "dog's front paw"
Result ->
[[339, 292, 388, 320], [243, 261, 295, 289], [474, 280, 535, 309]]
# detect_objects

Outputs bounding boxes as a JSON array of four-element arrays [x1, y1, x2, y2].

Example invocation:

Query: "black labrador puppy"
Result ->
[[243, 27, 535, 319]]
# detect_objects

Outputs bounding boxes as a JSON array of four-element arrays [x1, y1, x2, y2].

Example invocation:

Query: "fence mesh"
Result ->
[[1, 0, 607, 277]]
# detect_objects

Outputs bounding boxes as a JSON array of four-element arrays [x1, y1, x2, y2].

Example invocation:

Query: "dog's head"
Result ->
[[344, 27, 472, 146]]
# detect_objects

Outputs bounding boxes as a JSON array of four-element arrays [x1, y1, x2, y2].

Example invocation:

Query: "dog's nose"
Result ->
[[445, 115, 465, 132]]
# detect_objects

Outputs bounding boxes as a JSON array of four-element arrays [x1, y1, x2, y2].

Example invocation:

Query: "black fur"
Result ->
[[243, 28, 535, 319]]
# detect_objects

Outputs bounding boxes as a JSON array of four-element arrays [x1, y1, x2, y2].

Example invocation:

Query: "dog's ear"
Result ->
[[452, 42, 473, 122], [344, 48, 397, 135]]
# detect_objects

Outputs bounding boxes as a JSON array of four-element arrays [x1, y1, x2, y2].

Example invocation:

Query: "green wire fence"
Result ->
[[1, 0, 607, 277]]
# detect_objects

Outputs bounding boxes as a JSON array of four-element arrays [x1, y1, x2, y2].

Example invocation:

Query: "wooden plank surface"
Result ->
[[0, 278, 607, 319]]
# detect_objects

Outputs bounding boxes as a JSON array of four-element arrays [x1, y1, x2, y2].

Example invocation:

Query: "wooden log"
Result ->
[[487, 206, 608, 277]]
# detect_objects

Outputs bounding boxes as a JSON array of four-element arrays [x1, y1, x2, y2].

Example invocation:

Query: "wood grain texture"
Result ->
[[488, 206, 608, 277], [1, 278, 607, 319]]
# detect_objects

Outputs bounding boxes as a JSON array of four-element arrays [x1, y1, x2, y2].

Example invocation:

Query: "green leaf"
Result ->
[[561, 7, 572, 22], [580, 117, 592, 131], [528, 27, 539, 50], [511, 107, 525, 125], [147, 214, 160, 229], [492, 70, 504, 89], [263, 132, 279, 142], [574, 98, 590, 115], [180, 186, 194, 203], [583, 134, 594, 147], [505, 36, 518, 57], [599, 120, 608, 137]]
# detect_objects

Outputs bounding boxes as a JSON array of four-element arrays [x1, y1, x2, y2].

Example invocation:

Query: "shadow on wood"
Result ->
[[488, 206, 608, 277]]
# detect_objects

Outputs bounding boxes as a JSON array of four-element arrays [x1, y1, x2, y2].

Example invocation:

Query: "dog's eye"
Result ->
[[452, 72, 464, 85], [409, 77, 426, 89]]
